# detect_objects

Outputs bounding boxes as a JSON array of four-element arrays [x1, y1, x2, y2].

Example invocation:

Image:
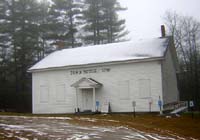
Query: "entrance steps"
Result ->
[[163, 101, 188, 114], [170, 106, 188, 114]]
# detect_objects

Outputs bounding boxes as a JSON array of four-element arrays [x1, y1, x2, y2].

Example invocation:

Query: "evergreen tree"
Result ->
[[102, 0, 128, 43], [0, 0, 10, 84], [48, 0, 83, 49], [82, 0, 104, 45], [0, 0, 51, 111], [6, 0, 42, 92], [37, 0, 54, 60], [82, 0, 128, 45]]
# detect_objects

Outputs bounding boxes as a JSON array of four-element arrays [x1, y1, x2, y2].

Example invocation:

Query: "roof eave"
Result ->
[[28, 56, 164, 73]]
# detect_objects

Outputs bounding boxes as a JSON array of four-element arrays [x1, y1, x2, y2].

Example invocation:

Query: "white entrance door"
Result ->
[[82, 89, 93, 111]]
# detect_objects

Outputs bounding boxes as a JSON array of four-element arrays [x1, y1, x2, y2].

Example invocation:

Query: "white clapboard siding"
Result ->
[[31, 37, 179, 114], [32, 60, 164, 114]]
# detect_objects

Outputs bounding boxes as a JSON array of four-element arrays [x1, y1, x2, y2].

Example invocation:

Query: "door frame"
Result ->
[[82, 89, 93, 111]]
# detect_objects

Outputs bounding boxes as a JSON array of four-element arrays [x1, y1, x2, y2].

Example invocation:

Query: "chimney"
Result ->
[[161, 25, 166, 38]]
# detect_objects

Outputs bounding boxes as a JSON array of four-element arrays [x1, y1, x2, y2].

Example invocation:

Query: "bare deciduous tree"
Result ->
[[164, 11, 200, 110]]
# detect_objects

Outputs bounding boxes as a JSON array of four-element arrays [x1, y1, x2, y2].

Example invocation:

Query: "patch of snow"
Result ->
[[145, 134, 160, 140], [75, 126, 96, 131], [122, 138, 130, 140], [15, 136, 29, 140], [190, 137, 198, 140], [145, 134, 177, 140], [0, 123, 47, 136], [0, 123, 25, 129], [156, 135, 176, 140], [29, 38, 168, 71], [82, 135, 90, 139], [97, 127, 116, 133], [49, 135, 61, 138], [93, 136, 101, 139], [117, 126, 129, 130], [175, 114, 181, 117], [175, 136, 186, 140], [67, 134, 90, 140], [0, 115, 72, 120], [6, 133, 13, 138], [99, 119, 120, 123], [44, 117, 72, 120], [124, 133, 149, 140], [78, 118, 97, 122], [166, 116, 172, 118], [88, 133, 99, 136]]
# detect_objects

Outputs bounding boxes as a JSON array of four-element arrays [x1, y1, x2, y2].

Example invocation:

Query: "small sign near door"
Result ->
[[96, 101, 100, 111], [101, 100, 109, 113]]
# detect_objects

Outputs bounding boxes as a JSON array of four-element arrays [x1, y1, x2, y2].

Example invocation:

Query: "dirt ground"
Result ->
[[0, 113, 199, 140], [68, 113, 200, 139]]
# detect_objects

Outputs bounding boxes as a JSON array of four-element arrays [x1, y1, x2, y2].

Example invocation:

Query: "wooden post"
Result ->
[[93, 88, 96, 112], [75, 88, 78, 112], [132, 101, 136, 118]]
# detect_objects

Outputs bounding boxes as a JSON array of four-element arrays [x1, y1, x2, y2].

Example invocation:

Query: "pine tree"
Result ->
[[0, 0, 51, 111], [82, 0, 104, 45], [6, 0, 42, 92], [48, 0, 83, 49], [102, 0, 128, 43], [37, 0, 54, 60], [0, 0, 10, 84], [82, 0, 128, 45]]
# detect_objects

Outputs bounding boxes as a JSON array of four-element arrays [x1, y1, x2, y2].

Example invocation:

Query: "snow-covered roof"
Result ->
[[29, 37, 169, 72]]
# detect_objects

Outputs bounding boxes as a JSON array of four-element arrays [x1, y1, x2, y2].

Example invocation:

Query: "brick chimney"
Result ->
[[161, 25, 166, 38]]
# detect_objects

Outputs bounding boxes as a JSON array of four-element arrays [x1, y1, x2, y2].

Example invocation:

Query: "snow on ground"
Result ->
[[77, 117, 97, 122], [0, 115, 188, 140], [0, 115, 72, 120]]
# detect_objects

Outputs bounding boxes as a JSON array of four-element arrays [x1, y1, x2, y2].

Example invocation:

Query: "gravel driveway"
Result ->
[[0, 115, 183, 140]]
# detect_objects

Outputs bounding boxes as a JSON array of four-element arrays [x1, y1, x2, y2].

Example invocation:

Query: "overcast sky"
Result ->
[[118, 0, 200, 41]]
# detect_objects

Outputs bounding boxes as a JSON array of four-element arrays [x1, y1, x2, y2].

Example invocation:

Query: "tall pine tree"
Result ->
[[6, 0, 42, 92], [83, 0, 103, 45], [37, 0, 54, 60], [0, 0, 10, 85], [102, 0, 128, 43], [48, 0, 83, 49], [82, 0, 128, 45]]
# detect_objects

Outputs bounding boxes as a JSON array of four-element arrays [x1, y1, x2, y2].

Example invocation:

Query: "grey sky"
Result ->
[[118, 0, 200, 41]]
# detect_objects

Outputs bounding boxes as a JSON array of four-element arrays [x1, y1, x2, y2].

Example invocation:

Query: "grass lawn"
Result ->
[[0, 112, 200, 139]]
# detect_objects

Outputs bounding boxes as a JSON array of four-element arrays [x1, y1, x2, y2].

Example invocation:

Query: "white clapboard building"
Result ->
[[29, 34, 179, 114]]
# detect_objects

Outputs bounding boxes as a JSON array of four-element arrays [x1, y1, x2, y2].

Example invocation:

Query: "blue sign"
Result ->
[[158, 100, 162, 107], [96, 101, 100, 107]]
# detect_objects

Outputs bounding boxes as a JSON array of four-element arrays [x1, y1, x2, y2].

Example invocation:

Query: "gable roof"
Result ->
[[29, 37, 169, 72], [71, 77, 102, 88]]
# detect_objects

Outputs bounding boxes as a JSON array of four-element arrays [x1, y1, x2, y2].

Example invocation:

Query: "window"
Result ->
[[118, 80, 130, 100], [56, 84, 65, 102], [138, 79, 151, 98], [40, 85, 49, 103]]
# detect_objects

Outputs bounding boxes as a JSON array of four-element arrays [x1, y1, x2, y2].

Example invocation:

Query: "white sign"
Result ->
[[189, 101, 194, 107], [101, 101, 109, 113]]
